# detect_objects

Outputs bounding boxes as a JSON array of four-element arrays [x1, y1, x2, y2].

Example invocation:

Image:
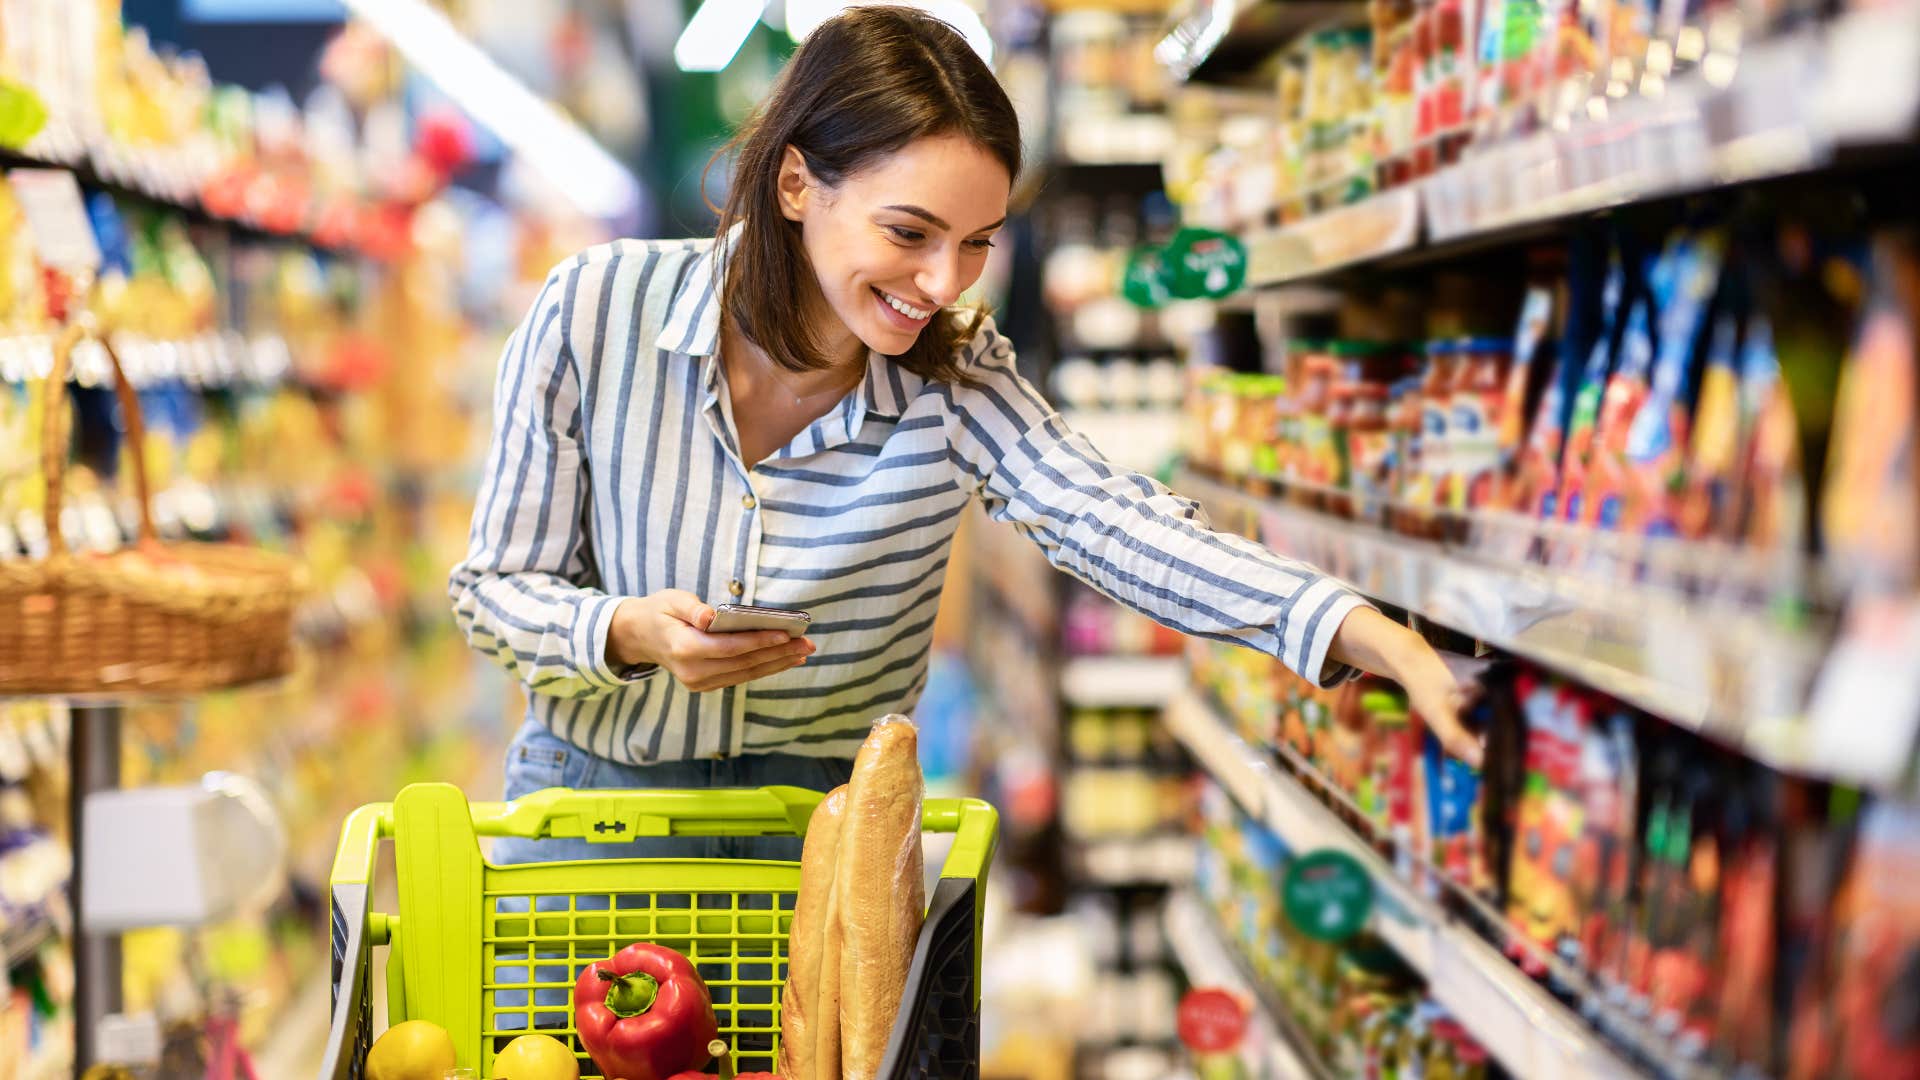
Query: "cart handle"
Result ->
[[331, 785, 997, 887]]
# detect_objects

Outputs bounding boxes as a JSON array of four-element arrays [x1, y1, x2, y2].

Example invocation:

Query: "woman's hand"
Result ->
[[1328, 607, 1483, 767], [607, 590, 814, 692]]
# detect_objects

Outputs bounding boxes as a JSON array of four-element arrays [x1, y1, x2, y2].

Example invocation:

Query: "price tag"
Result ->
[[1177, 988, 1251, 1055], [1282, 849, 1374, 941], [8, 168, 101, 275]]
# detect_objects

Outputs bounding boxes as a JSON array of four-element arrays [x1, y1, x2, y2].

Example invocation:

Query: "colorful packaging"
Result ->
[[1569, 290, 1653, 528], [1620, 234, 1724, 535], [1824, 800, 1920, 1080], [1734, 320, 1808, 555], [1449, 337, 1513, 510], [1676, 312, 1743, 540], [1413, 339, 1462, 510], [1819, 232, 1918, 595], [1713, 770, 1778, 1075], [1519, 241, 1621, 519]]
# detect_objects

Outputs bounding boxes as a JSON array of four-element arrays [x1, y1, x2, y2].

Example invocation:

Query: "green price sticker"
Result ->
[[1120, 245, 1172, 309], [1281, 849, 1374, 942], [1162, 226, 1248, 300]]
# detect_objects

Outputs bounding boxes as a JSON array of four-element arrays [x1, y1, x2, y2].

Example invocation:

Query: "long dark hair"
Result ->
[[708, 6, 1021, 382]]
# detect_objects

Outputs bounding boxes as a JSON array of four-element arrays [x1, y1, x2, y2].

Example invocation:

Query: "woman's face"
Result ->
[[778, 133, 1010, 363]]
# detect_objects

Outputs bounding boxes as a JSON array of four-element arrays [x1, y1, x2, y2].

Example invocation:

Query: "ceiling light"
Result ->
[[675, 0, 769, 72]]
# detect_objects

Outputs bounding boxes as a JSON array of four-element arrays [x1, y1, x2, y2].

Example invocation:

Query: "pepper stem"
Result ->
[[595, 968, 659, 1018]]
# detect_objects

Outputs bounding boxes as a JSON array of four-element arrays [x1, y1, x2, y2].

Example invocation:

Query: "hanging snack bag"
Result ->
[[1713, 769, 1779, 1076], [1825, 800, 1920, 1080], [1819, 232, 1918, 596], [1676, 312, 1743, 540], [1622, 233, 1724, 535]]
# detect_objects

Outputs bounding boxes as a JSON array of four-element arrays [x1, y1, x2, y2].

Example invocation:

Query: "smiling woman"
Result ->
[[448, 5, 1482, 870]]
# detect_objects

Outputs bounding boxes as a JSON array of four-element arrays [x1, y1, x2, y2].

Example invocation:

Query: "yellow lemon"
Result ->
[[365, 1019, 457, 1080], [492, 1033, 581, 1080]]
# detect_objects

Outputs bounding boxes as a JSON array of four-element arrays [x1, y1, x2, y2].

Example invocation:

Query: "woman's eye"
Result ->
[[886, 226, 925, 243], [964, 237, 996, 251]]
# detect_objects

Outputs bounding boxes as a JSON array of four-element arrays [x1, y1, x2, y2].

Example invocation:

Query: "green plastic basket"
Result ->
[[317, 783, 997, 1079]]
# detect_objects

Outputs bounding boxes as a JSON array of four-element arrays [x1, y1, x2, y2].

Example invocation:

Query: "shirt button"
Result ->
[[741, 493, 756, 510], [728, 579, 744, 597]]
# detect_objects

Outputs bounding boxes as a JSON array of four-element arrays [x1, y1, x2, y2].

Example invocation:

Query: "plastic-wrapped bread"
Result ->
[[779, 785, 847, 1080], [836, 716, 926, 1080]]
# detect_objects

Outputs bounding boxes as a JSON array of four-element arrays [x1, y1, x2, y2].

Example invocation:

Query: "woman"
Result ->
[[450, 6, 1479, 866]]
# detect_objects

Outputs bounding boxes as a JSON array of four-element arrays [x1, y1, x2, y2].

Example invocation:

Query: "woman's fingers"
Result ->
[[677, 635, 812, 683], [1417, 684, 1484, 768], [683, 643, 811, 692]]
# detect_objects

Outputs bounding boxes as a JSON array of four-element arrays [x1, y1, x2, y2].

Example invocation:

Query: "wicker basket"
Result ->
[[0, 323, 304, 694]]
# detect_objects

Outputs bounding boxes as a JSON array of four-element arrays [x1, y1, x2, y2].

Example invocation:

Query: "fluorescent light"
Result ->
[[788, 1, 993, 65], [675, 0, 768, 72], [339, 0, 639, 220]]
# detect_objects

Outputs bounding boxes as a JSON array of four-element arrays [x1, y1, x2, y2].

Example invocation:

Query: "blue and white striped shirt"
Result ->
[[449, 231, 1366, 763]]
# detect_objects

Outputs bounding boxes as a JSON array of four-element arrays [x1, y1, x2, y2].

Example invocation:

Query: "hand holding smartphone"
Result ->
[[706, 603, 813, 635]]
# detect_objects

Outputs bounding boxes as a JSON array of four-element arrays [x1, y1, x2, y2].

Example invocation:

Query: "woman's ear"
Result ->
[[777, 145, 813, 222]]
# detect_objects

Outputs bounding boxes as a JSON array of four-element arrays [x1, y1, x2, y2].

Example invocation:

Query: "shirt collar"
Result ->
[[655, 222, 738, 359]]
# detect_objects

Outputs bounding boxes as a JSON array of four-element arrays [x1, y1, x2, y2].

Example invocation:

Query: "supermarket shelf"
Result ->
[[1242, 187, 1420, 287], [1202, 1, 1920, 288], [1174, 468, 1856, 784], [1163, 890, 1326, 1080], [1, 147, 362, 256], [1164, 691, 1643, 1080], [1054, 115, 1176, 167], [1424, 3, 1920, 241], [1061, 655, 1186, 708]]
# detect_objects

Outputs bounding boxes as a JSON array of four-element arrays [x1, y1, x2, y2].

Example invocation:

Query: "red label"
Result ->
[[1177, 988, 1249, 1053]]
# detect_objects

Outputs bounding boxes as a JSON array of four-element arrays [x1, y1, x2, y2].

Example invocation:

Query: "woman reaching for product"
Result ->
[[449, 5, 1480, 865]]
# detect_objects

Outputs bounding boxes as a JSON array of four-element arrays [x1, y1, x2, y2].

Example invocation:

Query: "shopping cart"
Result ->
[[317, 782, 997, 1079]]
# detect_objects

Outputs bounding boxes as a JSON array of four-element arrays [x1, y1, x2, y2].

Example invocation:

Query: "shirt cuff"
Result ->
[[1300, 586, 1372, 690], [576, 594, 661, 689]]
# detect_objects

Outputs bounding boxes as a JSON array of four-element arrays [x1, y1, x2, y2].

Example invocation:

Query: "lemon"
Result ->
[[365, 1020, 457, 1080], [492, 1033, 581, 1080]]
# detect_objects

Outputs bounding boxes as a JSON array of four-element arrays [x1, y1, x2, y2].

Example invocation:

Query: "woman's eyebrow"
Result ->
[[880, 205, 1008, 234]]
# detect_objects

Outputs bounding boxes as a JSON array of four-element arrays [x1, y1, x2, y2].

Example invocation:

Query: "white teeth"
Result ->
[[880, 290, 931, 320]]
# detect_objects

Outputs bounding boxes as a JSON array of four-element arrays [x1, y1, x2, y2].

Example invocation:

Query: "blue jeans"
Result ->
[[487, 720, 854, 1033], [493, 719, 853, 862]]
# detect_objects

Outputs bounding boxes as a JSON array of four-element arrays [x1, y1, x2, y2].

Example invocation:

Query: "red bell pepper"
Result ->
[[574, 943, 718, 1080]]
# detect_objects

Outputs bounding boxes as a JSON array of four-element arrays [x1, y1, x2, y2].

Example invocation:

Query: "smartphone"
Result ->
[[707, 603, 812, 635]]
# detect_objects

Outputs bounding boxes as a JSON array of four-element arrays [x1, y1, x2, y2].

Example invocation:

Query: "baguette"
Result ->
[[836, 717, 926, 1080], [814, 866, 845, 1078], [780, 786, 848, 1080]]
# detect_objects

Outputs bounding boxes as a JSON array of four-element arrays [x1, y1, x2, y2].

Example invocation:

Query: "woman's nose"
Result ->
[[916, 248, 964, 307]]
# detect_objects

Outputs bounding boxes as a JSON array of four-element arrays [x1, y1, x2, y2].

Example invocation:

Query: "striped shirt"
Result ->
[[449, 230, 1366, 763]]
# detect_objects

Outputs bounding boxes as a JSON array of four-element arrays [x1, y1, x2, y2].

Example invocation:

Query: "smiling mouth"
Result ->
[[873, 287, 934, 322]]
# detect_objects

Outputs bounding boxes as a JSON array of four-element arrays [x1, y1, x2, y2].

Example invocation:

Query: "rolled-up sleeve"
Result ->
[[945, 321, 1368, 687], [448, 262, 651, 698]]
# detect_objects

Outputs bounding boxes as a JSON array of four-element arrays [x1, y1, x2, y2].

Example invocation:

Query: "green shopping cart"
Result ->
[[317, 783, 997, 1079]]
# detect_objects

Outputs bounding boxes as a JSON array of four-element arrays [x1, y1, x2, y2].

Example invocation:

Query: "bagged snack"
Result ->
[[1820, 232, 1918, 595], [1676, 312, 1743, 540], [1826, 800, 1920, 1080], [1621, 233, 1724, 535]]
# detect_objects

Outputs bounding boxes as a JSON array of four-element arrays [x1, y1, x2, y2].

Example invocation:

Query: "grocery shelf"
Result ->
[[1423, 2, 1920, 241], [1196, 1, 1920, 287], [1173, 467, 1861, 785], [1163, 890, 1327, 1080], [1242, 187, 1420, 287], [1164, 691, 1644, 1080], [1061, 654, 1187, 708], [0, 147, 362, 256]]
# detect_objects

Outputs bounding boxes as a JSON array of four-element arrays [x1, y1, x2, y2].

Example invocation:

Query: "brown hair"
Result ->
[[708, 5, 1021, 383]]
